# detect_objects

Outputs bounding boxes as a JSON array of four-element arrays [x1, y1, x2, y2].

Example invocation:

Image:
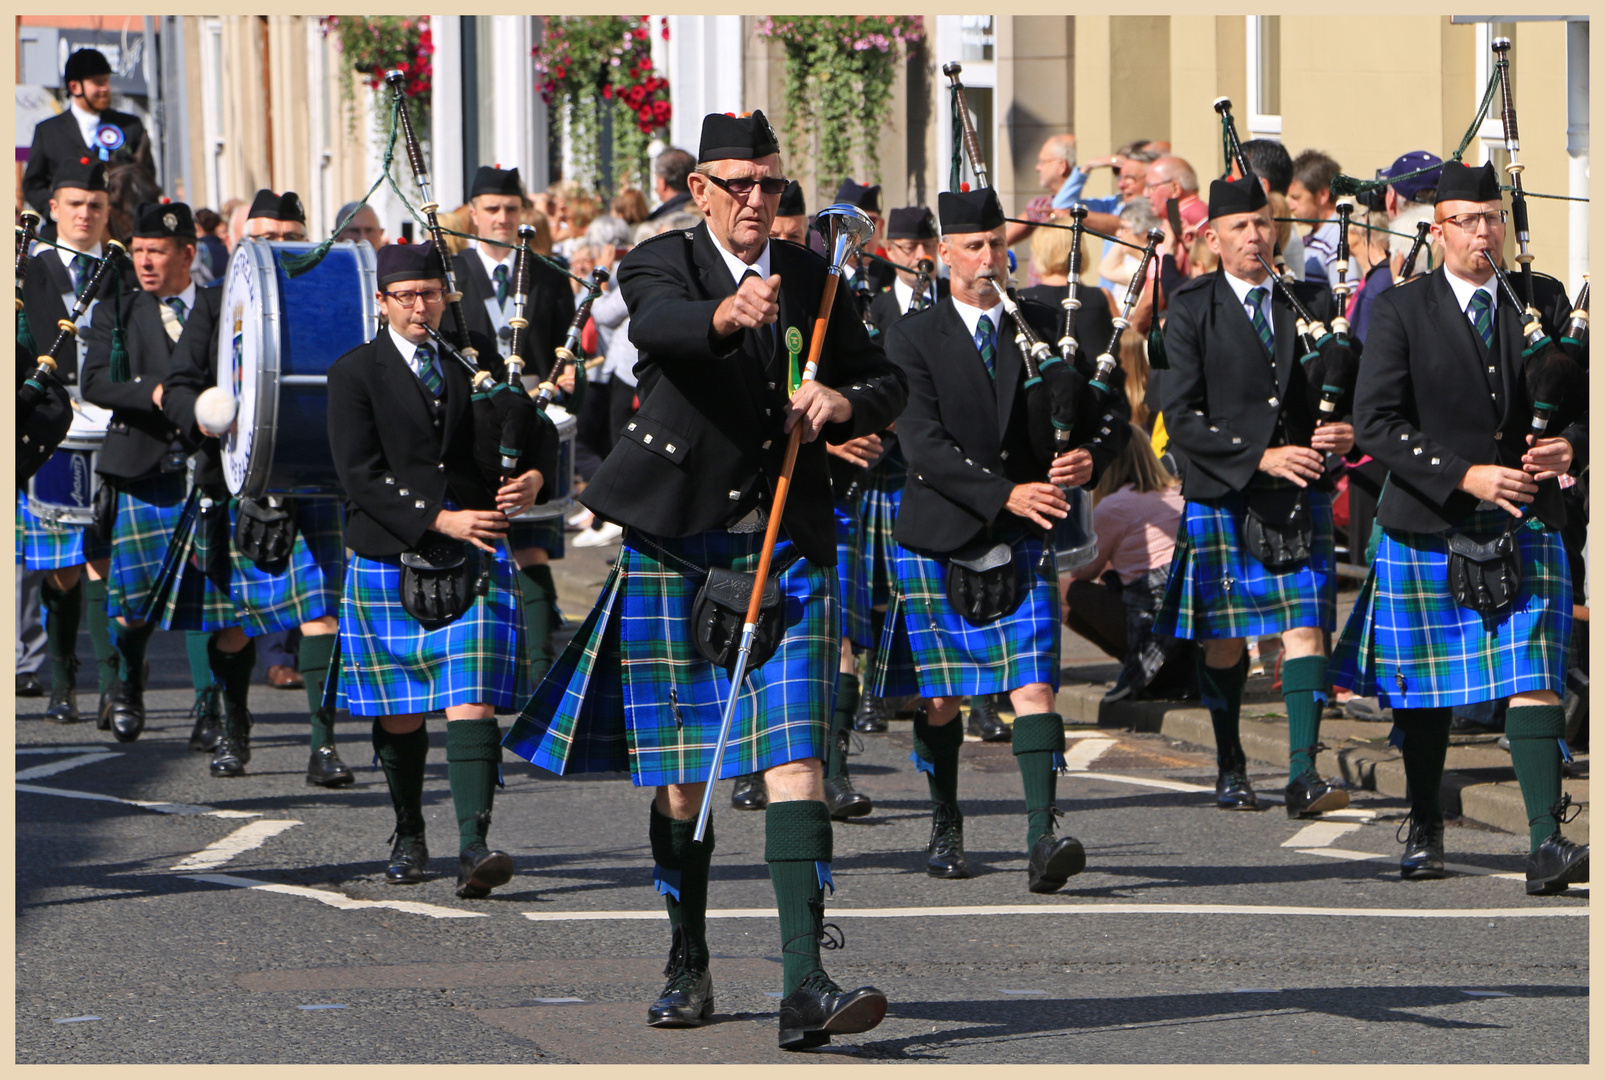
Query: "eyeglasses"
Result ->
[[704, 174, 790, 199], [383, 289, 446, 307], [1440, 210, 1508, 232]]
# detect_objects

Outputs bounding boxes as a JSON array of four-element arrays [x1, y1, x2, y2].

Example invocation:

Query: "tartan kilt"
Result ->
[[335, 540, 529, 716], [859, 449, 907, 607], [106, 475, 234, 631], [503, 526, 837, 788], [509, 517, 564, 559], [1330, 511, 1570, 708], [1156, 489, 1337, 640], [17, 493, 110, 570], [894, 534, 1062, 699], [835, 501, 873, 648], [228, 497, 346, 636]]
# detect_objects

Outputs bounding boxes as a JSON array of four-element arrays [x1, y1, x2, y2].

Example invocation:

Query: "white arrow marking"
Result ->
[[1282, 822, 1364, 848], [172, 820, 302, 870], [16, 752, 121, 781], [185, 873, 487, 919], [17, 783, 260, 818], [1061, 738, 1118, 772]]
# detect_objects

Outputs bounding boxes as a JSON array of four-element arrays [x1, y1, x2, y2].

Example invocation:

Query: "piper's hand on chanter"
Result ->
[[785, 381, 851, 443], [826, 433, 884, 469], [1310, 422, 1354, 456], [555, 367, 577, 394], [1048, 448, 1094, 489], [1521, 435, 1573, 483], [712, 272, 782, 338], [496, 469, 544, 516], [1006, 482, 1071, 530], [431, 508, 509, 553], [1458, 463, 1539, 517], [1258, 444, 1325, 488]]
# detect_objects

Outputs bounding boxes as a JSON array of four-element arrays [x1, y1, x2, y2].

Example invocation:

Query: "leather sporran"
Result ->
[[1243, 486, 1313, 573], [691, 558, 795, 675], [91, 481, 118, 545], [945, 540, 1022, 627], [234, 496, 298, 565], [399, 534, 481, 624], [1446, 520, 1523, 619]]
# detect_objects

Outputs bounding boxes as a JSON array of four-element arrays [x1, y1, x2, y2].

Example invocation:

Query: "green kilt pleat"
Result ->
[[228, 496, 346, 636]]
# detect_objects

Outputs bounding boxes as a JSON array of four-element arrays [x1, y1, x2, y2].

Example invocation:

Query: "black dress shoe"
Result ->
[[109, 681, 146, 743], [385, 835, 429, 884], [777, 973, 888, 1050], [926, 802, 972, 878], [731, 773, 768, 811], [187, 687, 223, 752], [1284, 769, 1349, 818], [456, 843, 515, 898], [1026, 830, 1087, 894], [1525, 801, 1589, 896], [647, 928, 714, 1027], [1399, 817, 1447, 880], [45, 659, 80, 724], [17, 672, 45, 697], [824, 775, 872, 820], [209, 705, 253, 777], [966, 694, 1011, 742], [1215, 769, 1261, 811], [853, 692, 889, 733], [306, 745, 355, 787]]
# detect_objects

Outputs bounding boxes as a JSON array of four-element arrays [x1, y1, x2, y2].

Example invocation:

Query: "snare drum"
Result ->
[[511, 403, 577, 522], [219, 238, 378, 498], [26, 401, 112, 526], [1053, 485, 1099, 573]]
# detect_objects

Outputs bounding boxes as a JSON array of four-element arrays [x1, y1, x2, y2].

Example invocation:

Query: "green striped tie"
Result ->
[[1468, 288, 1493, 348], [1245, 287, 1274, 353], [493, 263, 510, 307], [976, 314, 996, 380], [416, 343, 443, 399], [71, 254, 90, 298]]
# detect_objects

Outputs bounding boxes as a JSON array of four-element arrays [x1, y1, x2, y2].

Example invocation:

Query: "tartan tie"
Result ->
[[71, 254, 90, 298], [976, 314, 997, 380], [1245, 287, 1274, 353], [159, 297, 187, 342], [1468, 288, 1493, 348], [416, 343, 443, 399], [493, 263, 509, 307]]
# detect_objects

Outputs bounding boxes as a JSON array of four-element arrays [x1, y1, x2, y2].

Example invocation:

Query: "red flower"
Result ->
[[652, 99, 670, 121], [395, 60, 409, 73], [635, 27, 647, 40], [625, 85, 646, 108], [639, 56, 652, 72], [638, 106, 655, 124], [602, 84, 613, 99]]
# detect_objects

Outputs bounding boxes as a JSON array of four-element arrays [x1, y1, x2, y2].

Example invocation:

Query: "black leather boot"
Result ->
[[925, 801, 972, 878], [853, 692, 890, 733], [385, 832, 429, 885], [307, 744, 356, 787], [1398, 814, 1447, 880], [209, 703, 253, 777], [966, 694, 1011, 742], [188, 685, 223, 752], [778, 971, 888, 1051], [824, 732, 872, 821], [1525, 795, 1590, 896], [456, 841, 515, 899], [731, 773, 768, 811], [45, 657, 80, 724], [647, 926, 714, 1027]]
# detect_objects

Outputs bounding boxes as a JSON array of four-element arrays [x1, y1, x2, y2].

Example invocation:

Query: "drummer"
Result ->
[[18, 159, 118, 726], [245, 189, 310, 242], [448, 165, 578, 690]]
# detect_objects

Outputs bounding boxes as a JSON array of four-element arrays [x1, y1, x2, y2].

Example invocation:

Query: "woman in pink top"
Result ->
[[1063, 425, 1197, 702]]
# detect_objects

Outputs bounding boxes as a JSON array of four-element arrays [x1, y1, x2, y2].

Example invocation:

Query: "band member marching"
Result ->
[[504, 110, 906, 1050]]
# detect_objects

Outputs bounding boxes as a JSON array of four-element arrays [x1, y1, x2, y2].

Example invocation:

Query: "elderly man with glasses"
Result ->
[[505, 110, 906, 1050]]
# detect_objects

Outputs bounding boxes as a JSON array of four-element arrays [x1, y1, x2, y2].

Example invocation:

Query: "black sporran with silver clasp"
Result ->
[[945, 539, 1022, 627], [1243, 485, 1313, 573], [91, 480, 118, 545], [1445, 517, 1523, 619], [234, 496, 298, 565], [399, 534, 483, 625], [691, 552, 799, 675]]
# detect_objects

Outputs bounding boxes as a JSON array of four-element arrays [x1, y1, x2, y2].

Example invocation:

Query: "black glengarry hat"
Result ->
[[1207, 171, 1269, 219], [133, 201, 196, 240], [776, 179, 806, 218], [698, 109, 780, 163], [469, 166, 524, 199], [836, 179, 882, 215], [887, 206, 937, 240], [937, 188, 1004, 234], [377, 240, 447, 287], [64, 48, 112, 83], [247, 189, 306, 223], [1434, 160, 1502, 204], [51, 159, 107, 193]]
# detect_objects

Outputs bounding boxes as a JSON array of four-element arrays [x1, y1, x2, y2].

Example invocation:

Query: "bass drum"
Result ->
[[510, 403, 576, 522], [26, 401, 112, 526], [219, 238, 378, 498], [1053, 485, 1099, 573]]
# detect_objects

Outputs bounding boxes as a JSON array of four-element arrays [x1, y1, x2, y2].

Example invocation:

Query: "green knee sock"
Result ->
[[827, 671, 860, 782], [765, 799, 834, 996], [912, 707, 963, 806], [113, 619, 154, 688], [40, 578, 83, 687], [1199, 653, 1249, 771], [83, 578, 114, 693], [518, 563, 558, 687], [1013, 712, 1066, 849], [446, 717, 503, 851], [372, 720, 430, 838], [649, 804, 715, 971], [299, 633, 338, 748], [208, 635, 257, 712], [1393, 707, 1451, 826], [185, 631, 218, 695], [1506, 704, 1568, 851], [1282, 655, 1329, 781]]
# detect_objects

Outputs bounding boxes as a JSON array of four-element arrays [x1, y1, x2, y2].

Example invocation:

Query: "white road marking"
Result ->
[[172, 820, 302, 870], [184, 873, 487, 919], [298, 1004, 347, 1010], [17, 746, 114, 755], [52, 1016, 100, 1023], [1070, 772, 1213, 794], [1282, 822, 1364, 848], [520, 903, 1583, 922], [1061, 739, 1118, 772], [15, 752, 121, 781], [17, 783, 260, 818], [1300, 847, 1527, 880]]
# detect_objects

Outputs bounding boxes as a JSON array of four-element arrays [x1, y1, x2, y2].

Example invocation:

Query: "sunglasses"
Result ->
[[704, 174, 790, 198]]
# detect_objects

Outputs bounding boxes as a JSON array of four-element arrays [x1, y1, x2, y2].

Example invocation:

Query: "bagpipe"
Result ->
[[18, 232, 127, 418], [15, 210, 77, 482], [1395, 219, 1433, 284], [1252, 252, 1355, 422], [1483, 252, 1586, 439]]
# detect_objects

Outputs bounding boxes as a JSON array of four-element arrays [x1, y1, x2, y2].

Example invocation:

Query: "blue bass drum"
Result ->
[[218, 238, 378, 497], [26, 402, 112, 526], [510, 403, 576, 522], [1053, 485, 1099, 573]]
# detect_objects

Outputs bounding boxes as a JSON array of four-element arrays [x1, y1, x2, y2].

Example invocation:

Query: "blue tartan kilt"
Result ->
[[835, 501, 873, 649], [335, 539, 529, 716], [509, 517, 564, 559], [1330, 511, 1571, 708], [18, 493, 110, 570], [893, 534, 1062, 699], [228, 497, 346, 636], [1156, 489, 1337, 641], [106, 475, 234, 630], [859, 450, 907, 607], [503, 526, 837, 788]]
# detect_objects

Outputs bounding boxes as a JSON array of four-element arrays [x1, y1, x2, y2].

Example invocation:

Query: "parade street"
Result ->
[[16, 551, 1588, 1066]]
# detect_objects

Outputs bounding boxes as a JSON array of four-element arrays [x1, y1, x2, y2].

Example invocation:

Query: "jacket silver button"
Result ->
[[438, 463, 445, 471]]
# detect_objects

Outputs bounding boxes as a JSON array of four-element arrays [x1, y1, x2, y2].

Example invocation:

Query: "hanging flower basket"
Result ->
[[323, 16, 433, 134]]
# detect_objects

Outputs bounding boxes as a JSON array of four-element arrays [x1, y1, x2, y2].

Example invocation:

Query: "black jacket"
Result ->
[[581, 224, 907, 566], [326, 327, 546, 558], [1158, 269, 1336, 500], [1354, 267, 1582, 533], [445, 248, 576, 382], [886, 295, 1124, 554], [22, 108, 152, 218], [81, 283, 220, 482], [22, 246, 107, 390], [643, 190, 693, 222], [1019, 281, 1118, 363], [867, 277, 951, 337]]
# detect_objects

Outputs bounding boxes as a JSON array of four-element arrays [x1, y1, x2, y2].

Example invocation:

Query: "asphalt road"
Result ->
[[15, 540, 1588, 1063]]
